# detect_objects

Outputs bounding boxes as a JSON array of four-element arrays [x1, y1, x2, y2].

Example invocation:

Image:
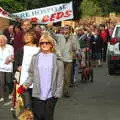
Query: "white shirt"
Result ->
[[0, 44, 14, 72], [38, 52, 53, 100], [20, 46, 40, 88]]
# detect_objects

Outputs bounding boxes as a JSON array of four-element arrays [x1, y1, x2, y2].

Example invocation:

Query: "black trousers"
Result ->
[[32, 97, 57, 120], [103, 42, 107, 61], [21, 88, 32, 109], [0, 72, 13, 98], [71, 59, 76, 85]]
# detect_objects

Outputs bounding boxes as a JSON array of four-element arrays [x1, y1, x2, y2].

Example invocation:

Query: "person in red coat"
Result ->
[[99, 24, 110, 61], [14, 20, 33, 54]]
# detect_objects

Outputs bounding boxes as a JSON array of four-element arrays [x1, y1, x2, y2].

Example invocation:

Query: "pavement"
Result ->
[[55, 63, 120, 120], [0, 100, 13, 120], [1, 63, 120, 120]]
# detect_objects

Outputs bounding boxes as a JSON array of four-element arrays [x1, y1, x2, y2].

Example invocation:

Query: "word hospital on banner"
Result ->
[[14, 2, 73, 24]]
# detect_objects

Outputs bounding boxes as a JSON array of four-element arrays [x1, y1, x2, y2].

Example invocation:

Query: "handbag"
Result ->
[[14, 71, 21, 83]]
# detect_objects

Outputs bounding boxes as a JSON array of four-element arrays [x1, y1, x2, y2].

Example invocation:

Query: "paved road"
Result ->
[[55, 63, 120, 120], [1, 63, 120, 120], [0, 100, 13, 120]]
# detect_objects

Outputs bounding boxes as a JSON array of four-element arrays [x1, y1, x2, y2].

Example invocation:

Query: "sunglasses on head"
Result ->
[[39, 42, 51, 45]]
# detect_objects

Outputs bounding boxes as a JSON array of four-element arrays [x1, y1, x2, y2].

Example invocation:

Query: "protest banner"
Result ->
[[0, 7, 13, 20], [14, 2, 73, 24], [0, 7, 18, 21]]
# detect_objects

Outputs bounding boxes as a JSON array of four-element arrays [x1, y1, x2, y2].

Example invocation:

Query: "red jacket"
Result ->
[[13, 31, 24, 54], [100, 30, 109, 43]]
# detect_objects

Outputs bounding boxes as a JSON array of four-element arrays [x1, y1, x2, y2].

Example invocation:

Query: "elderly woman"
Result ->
[[17, 32, 64, 120], [0, 35, 14, 102]]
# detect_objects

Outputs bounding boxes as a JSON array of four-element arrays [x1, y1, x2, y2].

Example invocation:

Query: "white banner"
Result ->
[[14, 2, 73, 24]]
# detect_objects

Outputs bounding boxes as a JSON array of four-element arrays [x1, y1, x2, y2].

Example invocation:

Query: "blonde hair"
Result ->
[[39, 32, 56, 53]]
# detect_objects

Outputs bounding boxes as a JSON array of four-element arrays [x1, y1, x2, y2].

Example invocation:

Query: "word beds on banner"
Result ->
[[14, 2, 73, 24]]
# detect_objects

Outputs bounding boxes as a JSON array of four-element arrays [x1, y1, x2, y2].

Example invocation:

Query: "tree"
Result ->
[[93, 0, 113, 15], [112, 0, 120, 13], [0, 0, 24, 13], [92, 0, 120, 15], [15, 0, 67, 9], [80, 0, 102, 17]]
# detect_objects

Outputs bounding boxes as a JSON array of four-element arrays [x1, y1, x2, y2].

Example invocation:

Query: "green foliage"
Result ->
[[80, 0, 102, 17], [92, 0, 120, 15], [0, 0, 24, 13], [93, 0, 113, 15], [15, 0, 70, 10], [113, 0, 120, 13], [80, 0, 120, 16]]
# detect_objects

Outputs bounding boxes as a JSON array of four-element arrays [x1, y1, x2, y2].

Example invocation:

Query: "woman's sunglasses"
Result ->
[[39, 42, 52, 45]]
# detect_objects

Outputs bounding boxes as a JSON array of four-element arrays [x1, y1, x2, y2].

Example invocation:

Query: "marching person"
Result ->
[[14, 20, 33, 54], [14, 30, 39, 110], [99, 24, 110, 62], [17, 32, 64, 120], [63, 25, 80, 96], [90, 29, 103, 66], [47, 24, 80, 97], [0, 35, 14, 102]]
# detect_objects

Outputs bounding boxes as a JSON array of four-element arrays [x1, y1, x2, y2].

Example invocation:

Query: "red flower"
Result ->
[[17, 85, 26, 95]]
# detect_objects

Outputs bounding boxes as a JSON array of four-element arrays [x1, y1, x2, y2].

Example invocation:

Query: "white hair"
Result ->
[[0, 35, 8, 42]]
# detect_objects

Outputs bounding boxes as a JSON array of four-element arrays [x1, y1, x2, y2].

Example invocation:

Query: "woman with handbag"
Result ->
[[14, 30, 39, 110]]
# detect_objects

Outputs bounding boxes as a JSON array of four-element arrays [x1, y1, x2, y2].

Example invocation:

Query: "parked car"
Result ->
[[107, 24, 120, 75]]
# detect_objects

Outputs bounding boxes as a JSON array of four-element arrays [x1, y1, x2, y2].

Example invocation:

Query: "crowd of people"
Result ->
[[0, 19, 116, 120]]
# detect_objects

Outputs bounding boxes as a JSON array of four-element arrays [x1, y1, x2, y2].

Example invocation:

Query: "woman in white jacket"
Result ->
[[0, 35, 14, 102]]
